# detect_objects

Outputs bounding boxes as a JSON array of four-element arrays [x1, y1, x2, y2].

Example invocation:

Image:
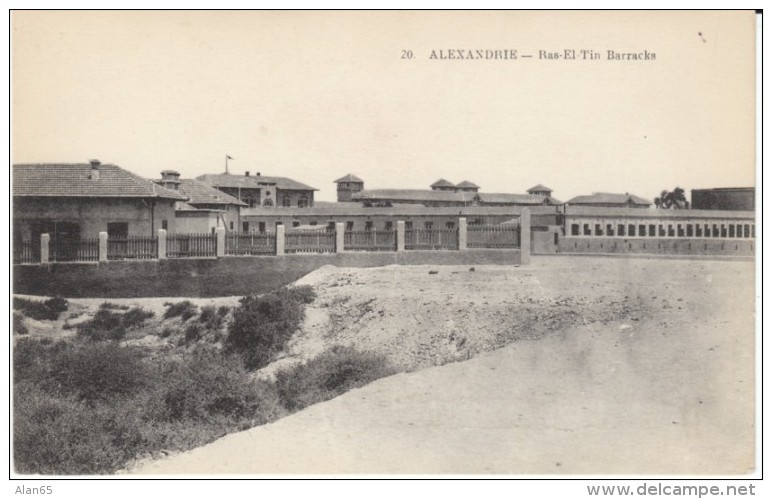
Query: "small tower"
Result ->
[[334, 173, 364, 202], [455, 180, 480, 193], [527, 184, 553, 197], [430, 179, 456, 191], [159, 170, 181, 190]]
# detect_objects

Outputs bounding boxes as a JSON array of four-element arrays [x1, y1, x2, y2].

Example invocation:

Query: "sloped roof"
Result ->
[[477, 193, 562, 205], [563, 206, 753, 220], [158, 178, 246, 206], [430, 178, 455, 188], [456, 180, 480, 189], [13, 163, 187, 200], [527, 184, 552, 193], [566, 192, 651, 206], [197, 173, 317, 191], [334, 173, 364, 183], [353, 189, 476, 203]]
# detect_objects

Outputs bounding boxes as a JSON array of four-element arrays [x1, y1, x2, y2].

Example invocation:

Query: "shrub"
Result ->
[[275, 346, 395, 412], [47, 342, 148, 403], [13, 382, 145, 475], [144, 349, 284, 424], [99, 302, 130, 311], [13, 296, 69, 321], [122, 307, 155, 329], [225, 288, 309, 370], [217, 305, 231, 317], [13, 312, 28, 335], [164, 301, 198, 321], [278, 285, 316, 304], [76, 309, 126, 342], [184, 323, 202, 344], [159, 326, 176, 338]]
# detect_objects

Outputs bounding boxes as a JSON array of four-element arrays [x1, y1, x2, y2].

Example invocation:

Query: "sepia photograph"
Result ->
[[9, 9, 760, 483]]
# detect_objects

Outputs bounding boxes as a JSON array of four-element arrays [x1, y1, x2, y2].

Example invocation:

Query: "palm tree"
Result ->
[[656, 187, 689, 209]]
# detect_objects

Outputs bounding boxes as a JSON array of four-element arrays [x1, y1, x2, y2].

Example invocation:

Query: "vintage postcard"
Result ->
[[10, 10, 759, 482]]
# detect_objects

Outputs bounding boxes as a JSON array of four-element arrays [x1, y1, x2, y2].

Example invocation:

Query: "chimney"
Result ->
[[89, 159, 100, 180], [245, 171, 250, 176], [256, 172, 261, 176]]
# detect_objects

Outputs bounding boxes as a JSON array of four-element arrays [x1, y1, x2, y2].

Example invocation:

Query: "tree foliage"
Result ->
[[654, 187, 689, 209]]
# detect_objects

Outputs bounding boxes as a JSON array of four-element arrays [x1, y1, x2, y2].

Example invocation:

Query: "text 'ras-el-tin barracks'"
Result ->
[[12, 160, 755, 265]]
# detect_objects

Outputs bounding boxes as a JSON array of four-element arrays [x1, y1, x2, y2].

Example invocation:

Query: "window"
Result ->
[[628, 224, 635, 237], [686, 224, 693, 237], [259, 222, 266, 233], [720, 224, 727, 238], [446, 221, 455, 230], [638, 224, 646, 237], [282, 195, 291, 207], [677, 224, 684, 237], [744, 224, 750, 238], [696, 224, 703, 237], [365, 221, 373, 231], [606, 224, 614, 236], [648, 224, 656, 237], [243, 222, 249, 233], [751, 224, 755, 238], [161, 220, 168, 231], [617, 224, 625, 237], [425, 221, 434, 229], [583, 224, 591, 236], [327, 222, 336, 231], [292, 221, 300, 228], [405, 221, 413, 229], [346, 221, 354, 231], [310, 221, 317, 226], [385, 221, 393, 231], [728, 224, 735, 238], [571, 224, 580, 236], [263, 198, 273, 207], [298, 197, 309, 208], [659, 225, 666, 237], [594, 224, 603, 236], [230, 221, 234, 230], [667, 224, 675, 237], [712, 224, 719, 238]]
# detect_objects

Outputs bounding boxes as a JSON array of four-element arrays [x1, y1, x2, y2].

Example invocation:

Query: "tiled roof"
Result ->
[[430, 178, 455, 188], [13, 163, 187, 200], [527, 184, 552, 193], [334, 173, 364, 183], [156, 178, 246, 206], [197, 173, 318, 191], [353, 189, 476, 203], [566, 192, 651, 206], [456, 180, 480, 189], [242, 204, 528, 217], [477, 193, 562, 205]]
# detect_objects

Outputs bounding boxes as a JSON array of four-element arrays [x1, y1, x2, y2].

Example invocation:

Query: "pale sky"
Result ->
[[12, 10, 756, 203]]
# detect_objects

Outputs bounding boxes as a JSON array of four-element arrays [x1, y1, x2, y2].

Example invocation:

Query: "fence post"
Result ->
[[335, 223, 345, 253], [276, 225, 285, 255], [520, 208, 531, 265], [98, 232, 108, 262], [157, 229, 167, 259], [396, 221, 405, 252], [40, 233, 50, 264], [216, 227, 226, 257], [458, 217, 467, 250]]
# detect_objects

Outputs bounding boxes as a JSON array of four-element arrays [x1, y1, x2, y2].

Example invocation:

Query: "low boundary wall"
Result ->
[[558, 237, 755, 257], [13, 248, 521, 298]]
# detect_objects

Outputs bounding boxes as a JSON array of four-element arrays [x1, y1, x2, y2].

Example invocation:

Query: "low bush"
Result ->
[[275, 346, 395, 412], [225, 287, 311, 370], [164, 301, 198, 321], [76, 309, 126, 341], [13, 296, 69, 321], [13, 312, 28, 335], [99, 302, 130, 311], [122, 307, 155, 329]]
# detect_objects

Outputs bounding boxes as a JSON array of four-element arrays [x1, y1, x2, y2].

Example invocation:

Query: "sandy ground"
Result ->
[[129, 256, 756, 475]]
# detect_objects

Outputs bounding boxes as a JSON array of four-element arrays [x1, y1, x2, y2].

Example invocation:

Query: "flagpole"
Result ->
[[225, 154, 229, 174]]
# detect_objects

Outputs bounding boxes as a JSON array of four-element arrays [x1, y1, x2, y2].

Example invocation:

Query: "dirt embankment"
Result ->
[[131, 256, 756, 475]]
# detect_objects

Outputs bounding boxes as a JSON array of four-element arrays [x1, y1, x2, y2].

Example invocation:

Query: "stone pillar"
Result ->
[[520, 208, 531, 265], [458, 217, 467, 250], [276, 224, 285, 255], [98, 232, 108, 262], [40, 233, 50, 264], [396, 221, 405, 252], [157, 229, 167, 259], [335, 223, 345, 253], [216, 227, 226, 257]]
